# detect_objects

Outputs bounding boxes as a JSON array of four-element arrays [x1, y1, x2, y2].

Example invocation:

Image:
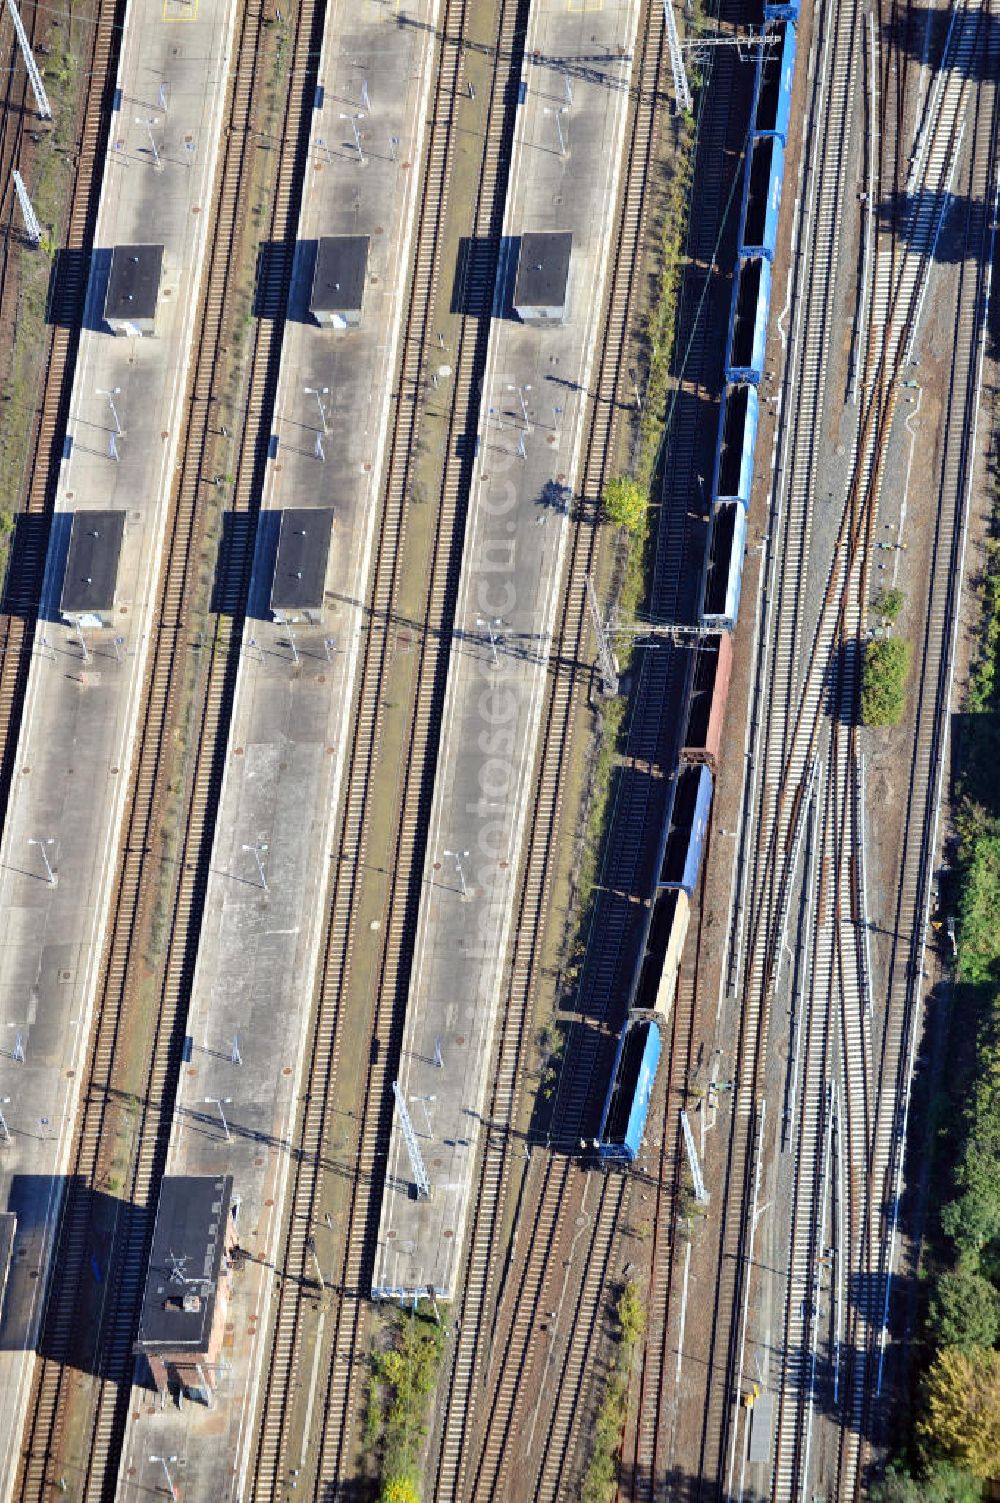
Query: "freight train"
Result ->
[[597, 6, 799, 1162]]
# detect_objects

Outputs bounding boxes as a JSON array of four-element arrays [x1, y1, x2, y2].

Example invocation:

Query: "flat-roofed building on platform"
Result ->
[[104, 243, 164, 336], [270, 506, 335, 623], [59, 509, 126, 628], [310, 234, 369, 328], [133, 1174, 236, 1406], [513, 231, 572, 323]]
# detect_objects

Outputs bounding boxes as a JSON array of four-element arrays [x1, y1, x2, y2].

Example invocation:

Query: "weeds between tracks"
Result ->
[[582, 1282, 646, 1503]]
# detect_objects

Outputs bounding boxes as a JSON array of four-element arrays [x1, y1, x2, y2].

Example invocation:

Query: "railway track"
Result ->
[[421, 1, 736, 1495], [703, 0, 864, 1476], [0, 0, 122, 816], [855, 15, 1000, 1472], [622, 852, 710, 1502], [11, 2, 325, 1496], [428, 5, 777, 1500], [242, 0, 540, 1493], [778, 5, 981, 1488], [428, 2, 676, 1495], [691, 0, 991, 1493]]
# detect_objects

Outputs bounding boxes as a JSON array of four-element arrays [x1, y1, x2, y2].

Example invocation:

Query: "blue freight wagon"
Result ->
[[726, 256, 772, 384], [745, 0, 800, 23], [713, 383, 759, 506], [740, 135, 785, 260], [597, 1019, 662, 1163], [701, 502, 748, 631], [658, 762, 714, 895], [753, 23, 797, 144]]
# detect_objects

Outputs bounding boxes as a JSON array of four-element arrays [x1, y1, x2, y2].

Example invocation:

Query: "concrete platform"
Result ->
[[112, 0, 442, 1497], [372, 0, 641, 1302], [0, 3, 238, 1494]]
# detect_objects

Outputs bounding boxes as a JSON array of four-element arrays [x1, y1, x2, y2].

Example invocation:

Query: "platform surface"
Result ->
[[0, 3, 238, 1494], [372, 0, 642, 1302], [112, 0, 442, 1497]]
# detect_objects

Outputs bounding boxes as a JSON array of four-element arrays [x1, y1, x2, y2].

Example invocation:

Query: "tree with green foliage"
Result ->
[[919, 1345, 1000, 1478], [871, 1459, 982, 1502], [603, 476, 648, 535], [873, 587, 905, 622], [862, 637, 912, 726], [967, 538, 1000, 714], [941, 1184, 1000, 1266], [929, 1269, 1000, 1350], [956, 833, 1000, 985], [938, 1021, 1000, 1260]]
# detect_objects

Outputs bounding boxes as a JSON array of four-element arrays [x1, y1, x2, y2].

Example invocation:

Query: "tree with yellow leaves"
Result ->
[[380, 1476, 420, 1503], [919, 1345, 1000, 1478]]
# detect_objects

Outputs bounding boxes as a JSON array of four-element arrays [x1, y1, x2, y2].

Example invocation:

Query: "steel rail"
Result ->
[[11, 1, 324, 1496], [242, 0, 533, 1493], [0, 0, 123, 819]]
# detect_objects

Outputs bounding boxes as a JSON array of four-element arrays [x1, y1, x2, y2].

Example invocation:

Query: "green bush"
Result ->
[[873, 587, 905, 622], [862, 637, 912, 726], [618, 1281, 645, 1347], [872, 1460, 982, 1502]]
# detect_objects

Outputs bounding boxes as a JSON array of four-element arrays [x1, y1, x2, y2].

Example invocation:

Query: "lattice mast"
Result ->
[[6, 0, 52, 120]]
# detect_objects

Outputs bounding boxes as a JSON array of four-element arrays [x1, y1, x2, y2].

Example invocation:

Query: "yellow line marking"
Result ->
[[163, 0, 199, 20]]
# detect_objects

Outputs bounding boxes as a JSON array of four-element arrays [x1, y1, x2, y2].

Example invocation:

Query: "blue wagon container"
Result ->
[[740, 135, 785, 260], [753, 23, 797, 144], [658, 762, 714, 894], [744, 0, 799, 22], [713, 383, 759, 506], [726, 256, 772, 384], [765, 0, 800, 21], [597, 1019, 662, 1163], [701, 502, 748, 631]]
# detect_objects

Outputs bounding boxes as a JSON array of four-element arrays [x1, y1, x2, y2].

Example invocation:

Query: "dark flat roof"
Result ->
[[105, 243, 163, 321], [60, 510, 125, 615], [135, 1175, 232, 1354], [311, 235, 369, 312], [514, 232, 572, 309], [271, 507, 334, 610]]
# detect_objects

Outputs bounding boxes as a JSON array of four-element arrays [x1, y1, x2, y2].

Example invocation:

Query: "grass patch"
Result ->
[[368, 1304, 446, 1502], [637, 113, 697, 494], [581, 1282, 647, 1503], [555, 109, 698, 968], [574, 695, 627, 911]]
